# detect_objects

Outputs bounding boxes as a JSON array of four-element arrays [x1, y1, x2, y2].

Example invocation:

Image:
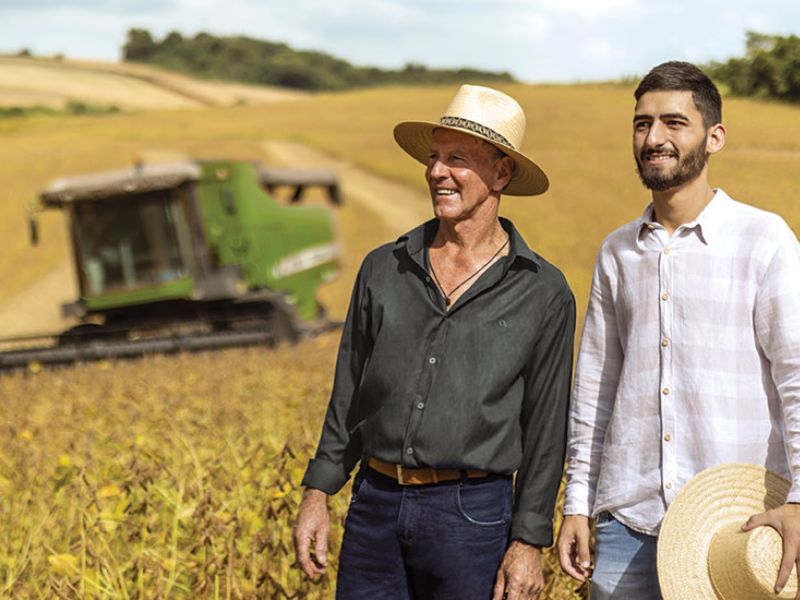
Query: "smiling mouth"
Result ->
[[434, 188, 458, 196], [643, 150, 677, 164]]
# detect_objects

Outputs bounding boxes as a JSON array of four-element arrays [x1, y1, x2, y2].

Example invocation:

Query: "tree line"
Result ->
[[707, 32, 800, 103], [123, 29, 514, 91]]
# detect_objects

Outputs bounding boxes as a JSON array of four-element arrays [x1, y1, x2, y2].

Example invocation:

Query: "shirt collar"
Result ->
[[691, 189, 731, 245], [397, 217, 542, 270], [635, 188, 731, 247]]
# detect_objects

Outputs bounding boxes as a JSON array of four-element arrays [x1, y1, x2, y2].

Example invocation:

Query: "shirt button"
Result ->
[[417, 402, 425, 410], [661, 338, 670, 347], [663, 248, 671, 255], [661, 292, 670, 301], [406, 447, 414, 455], [425, 276, 431, 283], [662, 387, 670, 395], [428, 357, 437, 365], [665, 482, 673, 489], [664, 433, 672, 442]]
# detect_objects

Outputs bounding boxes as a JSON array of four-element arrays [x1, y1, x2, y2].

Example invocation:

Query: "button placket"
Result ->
[[403, 320, 448, 465], [659, 243, 677, 502]]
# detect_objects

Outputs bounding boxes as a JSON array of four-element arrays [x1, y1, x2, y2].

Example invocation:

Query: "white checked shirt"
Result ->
[[563, 189, 800, 535]]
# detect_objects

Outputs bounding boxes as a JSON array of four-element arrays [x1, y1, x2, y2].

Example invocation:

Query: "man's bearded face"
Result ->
[[635, 134, 708, 192]]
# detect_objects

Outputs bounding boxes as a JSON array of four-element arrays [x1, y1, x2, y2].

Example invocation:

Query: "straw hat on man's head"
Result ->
[[657, 463, 798, 599], [393, 84, 549, 196]]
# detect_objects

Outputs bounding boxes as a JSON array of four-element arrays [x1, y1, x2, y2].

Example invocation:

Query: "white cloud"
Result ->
[[1, 0, 176, 13], [581, 38, 620, 63], [511, 11, 552, 36], [0, 6, 133, 59], [175, 0, 217, 8], [536, 0, 641, 19], [743, 12, 771, 31], [0, 0, 799, 83]]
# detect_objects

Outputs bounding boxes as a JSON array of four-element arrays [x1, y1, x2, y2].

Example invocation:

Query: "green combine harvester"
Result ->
[[0, 159, 342, 369]]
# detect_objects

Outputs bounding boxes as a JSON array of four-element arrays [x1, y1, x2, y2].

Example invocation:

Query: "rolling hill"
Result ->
[[0, 55, 308, 110]]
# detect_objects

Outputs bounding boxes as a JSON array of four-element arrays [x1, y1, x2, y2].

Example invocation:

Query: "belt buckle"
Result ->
[[396, 464, 409, 485]]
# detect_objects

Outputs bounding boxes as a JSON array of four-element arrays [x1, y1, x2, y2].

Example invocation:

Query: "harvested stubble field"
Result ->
[[1, 62, 800, 598], [0, 56, 308, 111]]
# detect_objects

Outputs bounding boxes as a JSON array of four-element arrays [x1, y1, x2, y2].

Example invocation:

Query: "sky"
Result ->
[[1, 0, 800, 83]]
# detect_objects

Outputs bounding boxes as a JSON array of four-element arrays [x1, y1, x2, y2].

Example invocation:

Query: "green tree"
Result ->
[[708, 32, 800, 103], [123, 29, 156, 61], [120, 28, 515, 91]]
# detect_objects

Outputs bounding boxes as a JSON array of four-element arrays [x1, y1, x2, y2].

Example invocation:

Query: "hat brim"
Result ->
[[393, 120, 549, 196], [657, 463, 794, 599]]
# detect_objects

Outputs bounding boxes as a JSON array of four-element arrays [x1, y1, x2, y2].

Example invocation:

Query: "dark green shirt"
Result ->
[[302, 217, 575, 546]]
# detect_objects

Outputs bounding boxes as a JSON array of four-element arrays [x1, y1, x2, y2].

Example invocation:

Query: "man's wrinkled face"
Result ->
[[425, 129, 511, 222], [633, 90, 710, 192]]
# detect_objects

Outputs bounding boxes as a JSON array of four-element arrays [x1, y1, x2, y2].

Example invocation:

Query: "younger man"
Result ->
[[557, 61, 800, 598]]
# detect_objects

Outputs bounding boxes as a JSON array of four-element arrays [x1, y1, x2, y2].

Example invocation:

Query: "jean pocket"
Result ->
[[349, 470, 367, 505], [455, 478, 512, 526]]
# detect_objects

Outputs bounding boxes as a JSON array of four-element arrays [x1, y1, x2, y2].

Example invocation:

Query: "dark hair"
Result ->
[[634, 61, 722, 127]]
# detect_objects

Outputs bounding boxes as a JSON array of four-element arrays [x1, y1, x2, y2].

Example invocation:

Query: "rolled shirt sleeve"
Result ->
[[513, 289, 576, 546], [302, 254, 374, 494]]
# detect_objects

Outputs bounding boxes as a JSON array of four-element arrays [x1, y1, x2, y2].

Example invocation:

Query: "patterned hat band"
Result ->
[[438, 116, 514, 150]]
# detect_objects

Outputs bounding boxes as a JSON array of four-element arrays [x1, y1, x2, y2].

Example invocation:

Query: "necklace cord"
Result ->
[[429, 235, 509, 306]]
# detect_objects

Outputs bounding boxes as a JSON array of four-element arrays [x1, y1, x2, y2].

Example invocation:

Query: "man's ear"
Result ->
[[493, 156, 515, 192], [706, 123, 726, 156]]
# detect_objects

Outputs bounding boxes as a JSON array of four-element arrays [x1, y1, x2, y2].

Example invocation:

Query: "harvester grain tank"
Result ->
[[1, 159, 342, 369]]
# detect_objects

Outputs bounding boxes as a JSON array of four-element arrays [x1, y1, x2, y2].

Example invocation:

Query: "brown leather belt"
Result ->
[[367, 457, 489, 486]]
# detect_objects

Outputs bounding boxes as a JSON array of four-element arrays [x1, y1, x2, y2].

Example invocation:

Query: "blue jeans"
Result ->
[[336, 466, 513, 599], [591, 512, 662, 599]]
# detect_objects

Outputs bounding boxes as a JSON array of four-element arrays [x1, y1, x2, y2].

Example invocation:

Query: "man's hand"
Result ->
[[293, 488, 330, 578], [492, 540, 544, 599], [742, 503, 800, 598], [556, 514, 592, 582]]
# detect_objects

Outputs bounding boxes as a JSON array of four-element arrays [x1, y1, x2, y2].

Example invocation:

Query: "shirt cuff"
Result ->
[[511, 511, 555, 547], [786, 486, 800, 505], [562, 480, 593, 517], [301, 457, 353, 495]]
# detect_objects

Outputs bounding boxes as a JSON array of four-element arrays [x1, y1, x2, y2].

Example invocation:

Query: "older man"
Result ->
[[294, 85, 575, 600]]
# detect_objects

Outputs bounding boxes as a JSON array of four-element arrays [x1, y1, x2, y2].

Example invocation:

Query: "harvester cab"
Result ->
[[13, 158, 342, 367], [38, 162, 201, 314]]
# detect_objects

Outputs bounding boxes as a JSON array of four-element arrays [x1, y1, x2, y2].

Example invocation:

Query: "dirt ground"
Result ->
[[260, 140, 430, 232]]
